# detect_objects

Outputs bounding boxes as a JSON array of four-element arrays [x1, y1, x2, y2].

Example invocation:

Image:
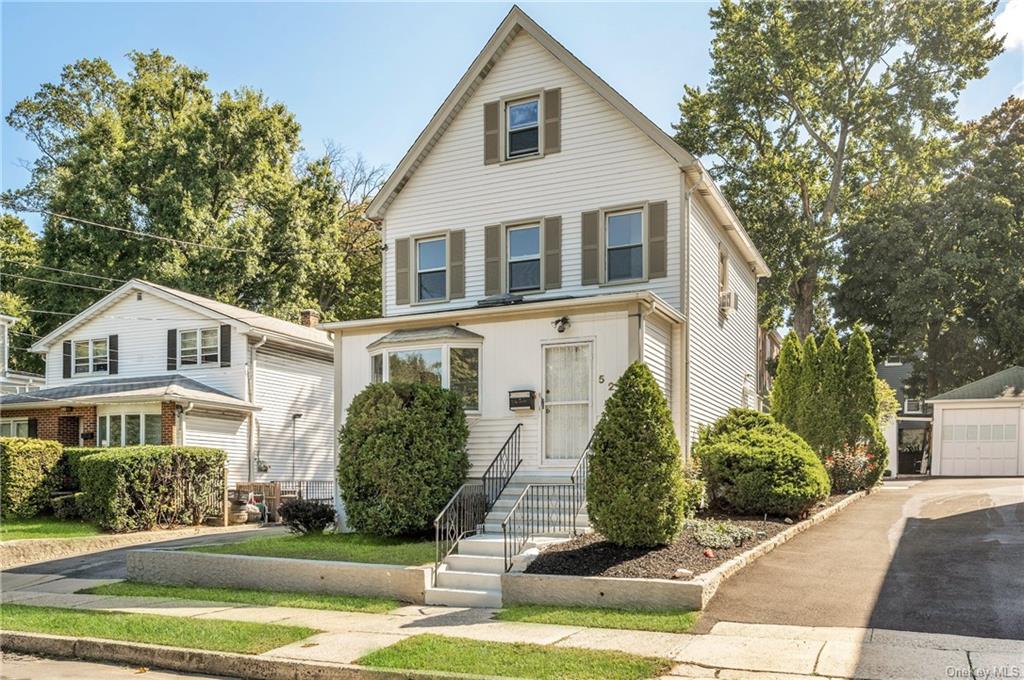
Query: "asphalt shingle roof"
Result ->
[[930, 366, 1024, 401], [0, 374, 256, 410]]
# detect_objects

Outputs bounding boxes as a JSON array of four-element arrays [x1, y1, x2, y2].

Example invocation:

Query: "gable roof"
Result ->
[[30, 279, 330, 353], [929, 366, 1024, 401], [366, 5, 769, 278]]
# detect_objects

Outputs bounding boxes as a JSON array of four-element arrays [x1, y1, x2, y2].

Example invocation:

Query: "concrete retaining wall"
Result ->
[[501, 572, 703, 611], [127, 549, 430, 604]]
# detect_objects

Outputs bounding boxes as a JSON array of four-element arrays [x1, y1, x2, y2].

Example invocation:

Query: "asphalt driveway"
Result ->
[[696, 477, 1024, 640]]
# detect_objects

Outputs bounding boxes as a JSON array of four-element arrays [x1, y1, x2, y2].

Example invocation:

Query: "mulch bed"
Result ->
[[525, 494, 850, 580]]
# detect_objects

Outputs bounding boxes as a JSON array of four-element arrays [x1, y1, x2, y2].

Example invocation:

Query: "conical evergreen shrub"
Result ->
[[844, 324, 879, 445], [770, 332, 803, 431], [795, 334, 819, 448], [815, 327, 846, 455], [587, 361, 686, 547]]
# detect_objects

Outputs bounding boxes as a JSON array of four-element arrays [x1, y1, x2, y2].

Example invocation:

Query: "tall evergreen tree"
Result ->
[[815, 327, 846, 455], [844, 324, 879, 445], [770, 331, 803, 431], [795, 334, 819, 448]]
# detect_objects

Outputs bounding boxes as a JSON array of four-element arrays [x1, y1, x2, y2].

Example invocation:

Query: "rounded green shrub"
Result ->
[[587, 362, 686, 547], [337, 382, 469, 537], [694, 409, 830, 518], [0, 437, 64, 518]]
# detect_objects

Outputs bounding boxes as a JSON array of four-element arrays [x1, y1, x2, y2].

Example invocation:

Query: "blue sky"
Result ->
[[3, 1, 1023, 233]]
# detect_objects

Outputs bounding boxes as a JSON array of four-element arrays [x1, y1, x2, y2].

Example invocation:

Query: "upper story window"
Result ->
[[416, 236, 447, 302], [507, 224, 541, 292], [180, 328, 220, 367], [606, 209, 644, 282], [74, 338, 108, 374], [506, 98, 539, 159]]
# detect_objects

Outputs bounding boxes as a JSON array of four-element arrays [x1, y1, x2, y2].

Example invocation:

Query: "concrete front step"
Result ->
[[457, 534, 506, 557], [435, 569, 501, 590], [443, 553, 506, 574], [424, 586, 502, 608]]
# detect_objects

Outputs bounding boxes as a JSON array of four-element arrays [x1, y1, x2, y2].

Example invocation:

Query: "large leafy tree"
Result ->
[[3, 51, 383, 341], [674, 0, 1002, 336], [0, 215, 43, 373], [836, 97, 1024, 396]]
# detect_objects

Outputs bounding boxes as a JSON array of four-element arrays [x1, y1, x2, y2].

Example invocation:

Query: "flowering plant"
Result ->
[[825, 442, 877, 492]]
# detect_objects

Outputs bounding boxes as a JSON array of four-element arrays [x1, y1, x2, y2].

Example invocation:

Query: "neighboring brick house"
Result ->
[[0, 280, 334, 484]]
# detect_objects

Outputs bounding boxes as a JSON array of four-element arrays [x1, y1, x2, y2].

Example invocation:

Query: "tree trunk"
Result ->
[[790, 258, 818, 339]]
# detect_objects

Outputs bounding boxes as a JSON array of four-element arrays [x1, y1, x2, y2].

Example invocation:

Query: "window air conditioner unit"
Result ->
[[719, 290, 738, 317], [904, 399, 923, 414]]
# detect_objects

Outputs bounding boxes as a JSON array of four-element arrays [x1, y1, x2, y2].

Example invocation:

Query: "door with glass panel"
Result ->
[[542, 342, 592, 464]]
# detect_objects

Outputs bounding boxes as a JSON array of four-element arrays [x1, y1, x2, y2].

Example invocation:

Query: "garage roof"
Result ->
[[929, 366, 1024, 401]]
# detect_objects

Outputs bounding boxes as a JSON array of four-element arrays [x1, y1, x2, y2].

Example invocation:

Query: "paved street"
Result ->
[[697, 478, 1024, 639], [0, 653, 230, 680]]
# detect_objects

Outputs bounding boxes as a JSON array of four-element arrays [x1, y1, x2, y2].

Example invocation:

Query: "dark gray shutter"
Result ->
[[484, 101, 500, 165], [394, 238, 411, 305], [581, 211, 600, 286], [220, 325, 231, 367], [543, 88, 561, 155], [484, 225, 502, 296], [648, 201, 668, 279], [27, 418, 38, 438], [108, 334, 119, 375], [167, 329, 177, 370], [449, 230, 465, 299], [62, 341, 72, 379], [543, 216, 562, 290]]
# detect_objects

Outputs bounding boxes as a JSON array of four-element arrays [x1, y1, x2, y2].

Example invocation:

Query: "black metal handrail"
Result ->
[[500, 438, 593, 572], [432, 482, 486, 586], [482, 423, 522, 510]]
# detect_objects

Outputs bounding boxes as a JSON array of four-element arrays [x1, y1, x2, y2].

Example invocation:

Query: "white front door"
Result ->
[[542, 342, 592, 464], [939, 407, 1020, 476]]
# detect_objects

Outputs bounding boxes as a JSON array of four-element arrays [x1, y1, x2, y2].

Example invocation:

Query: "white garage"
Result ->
[[929, 367, 1024, 477]]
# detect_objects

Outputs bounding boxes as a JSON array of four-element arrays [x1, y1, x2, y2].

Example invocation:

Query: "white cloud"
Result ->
[[992, 0, 1024, 50]]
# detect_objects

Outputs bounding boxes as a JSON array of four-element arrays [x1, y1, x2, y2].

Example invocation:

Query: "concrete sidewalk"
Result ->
[[4, 576, 1023, 679]]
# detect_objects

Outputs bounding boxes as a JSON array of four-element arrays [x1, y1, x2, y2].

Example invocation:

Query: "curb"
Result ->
[[0, 631, 501, 680], [0, 524, 268, 571], [692, 489, 869, 607]]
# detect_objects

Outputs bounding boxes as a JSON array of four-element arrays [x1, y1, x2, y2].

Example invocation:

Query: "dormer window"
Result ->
[[506, 98, 539, 159]]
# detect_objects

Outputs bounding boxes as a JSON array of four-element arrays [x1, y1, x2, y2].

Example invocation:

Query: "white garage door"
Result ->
[[939, 408, 1020, 476], [184, 411, 248, 483]]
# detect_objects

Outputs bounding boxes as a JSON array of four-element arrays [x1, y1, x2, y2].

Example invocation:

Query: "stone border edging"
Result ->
[[0, 524, 266, 571], [503, 490, 869, 611], [0, 631, 501, 680], [127, 548, 432, 604]]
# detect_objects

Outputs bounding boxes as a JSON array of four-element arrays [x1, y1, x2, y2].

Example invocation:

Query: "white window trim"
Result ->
[[505, 221, 544, 294], [96, 412, 162, 447], [178, 327, 221, 368], [72, 338, 109, 376], [718, 244, 731, 295], [499, 90, 545, 164], [413, 233, 450, 305], [0, 417, 29, 437], [600, 204, 648, 286], [369, 342, 482, 414]]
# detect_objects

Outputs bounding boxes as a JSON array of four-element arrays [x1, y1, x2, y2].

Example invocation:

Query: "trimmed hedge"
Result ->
[[78, 446, 227, 532], [587, 362, 688, 547], [694, 409, 830, 518], [279, 498, 335, 535], [59, 447, 104, 491], [338, 382, 469, 537], [0, 438, 64, 518]]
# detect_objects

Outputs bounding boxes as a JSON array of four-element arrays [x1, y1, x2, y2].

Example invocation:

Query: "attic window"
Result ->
[[507, 98, 539, 158]]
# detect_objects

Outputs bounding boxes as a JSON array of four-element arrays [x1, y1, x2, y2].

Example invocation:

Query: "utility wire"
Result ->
[[9, 261, 127, 284], [0, 273, 113, 293]]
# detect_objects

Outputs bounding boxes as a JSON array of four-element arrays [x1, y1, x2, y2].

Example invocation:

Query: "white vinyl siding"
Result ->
[[383, 31, 682, 316], [643, 316, 672, 401], [686, 200, 759, 441], [185, 411, 249, 484]]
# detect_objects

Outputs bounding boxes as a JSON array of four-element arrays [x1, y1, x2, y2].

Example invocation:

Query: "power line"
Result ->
[[10, 330, 44, 339], [0, 272, 113, 293], [28, 309, 75, 316], [9, 262, 127, 284]]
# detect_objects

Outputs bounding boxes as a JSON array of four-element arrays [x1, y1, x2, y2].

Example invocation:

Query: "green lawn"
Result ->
[[80, 580, 398, 614], [0, 604, 317, 654], [358, 634, 669, 680], [0, 516, 101, 542], [188, 532, 434, 566], [496, 604, 700, 634]]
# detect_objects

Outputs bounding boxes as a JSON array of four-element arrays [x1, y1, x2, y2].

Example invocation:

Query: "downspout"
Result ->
[[681, 169, 702, 460], [247, 335, 267, 481], [179, 401, 195, 445]]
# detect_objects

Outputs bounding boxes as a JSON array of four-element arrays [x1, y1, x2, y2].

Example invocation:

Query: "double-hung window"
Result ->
[[0, 419, 29, 437], [180, 328, 220, 367], [370, 345, 480, 412], [506, 98, 539, 159], [507, 224, 541, 292], [606, 209, 644, 282], [73, 338, 108, 375], [416, 237, 447, 302]]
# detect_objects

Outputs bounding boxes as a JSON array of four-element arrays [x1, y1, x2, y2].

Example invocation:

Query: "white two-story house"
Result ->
[[324, 7, 769, 478], [0, 280, 334, 485]]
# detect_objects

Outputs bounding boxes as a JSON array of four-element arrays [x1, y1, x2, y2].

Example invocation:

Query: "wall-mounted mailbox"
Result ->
[[508, 390, 536, 411]]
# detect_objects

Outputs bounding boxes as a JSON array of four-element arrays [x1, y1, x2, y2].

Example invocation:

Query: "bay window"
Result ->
[[370, 345, 480, 412]]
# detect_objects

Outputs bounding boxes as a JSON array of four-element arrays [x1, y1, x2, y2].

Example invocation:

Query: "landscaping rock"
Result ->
[[783, 517, 794, 524], [703, 548, 715, 558], [672, 568, 694, 580]]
